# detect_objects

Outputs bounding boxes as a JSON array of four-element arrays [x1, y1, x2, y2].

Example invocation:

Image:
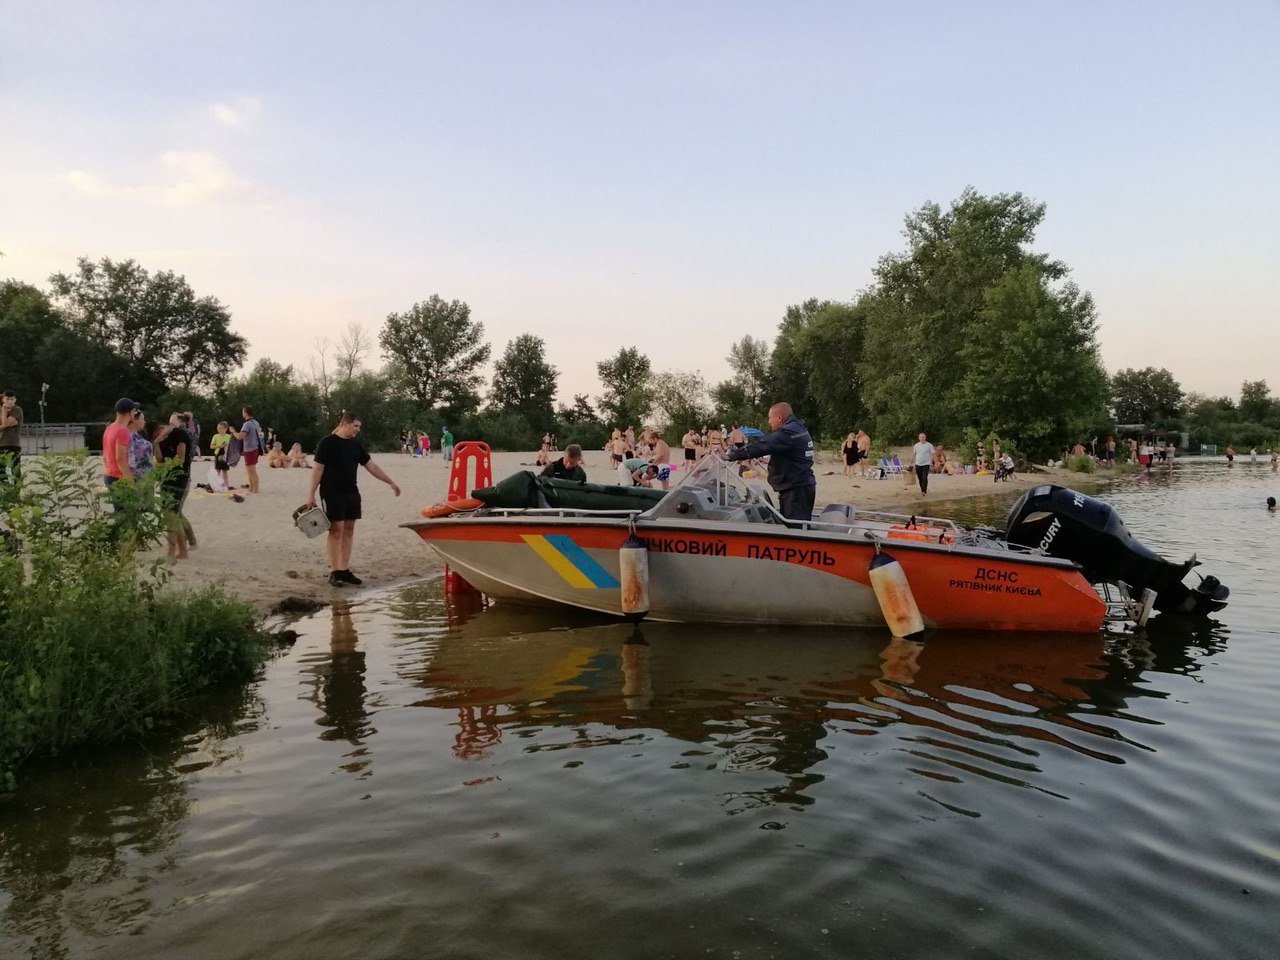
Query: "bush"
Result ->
[[0, 453, 270, 784], [1064, 453, 1096, 473], [958, 428, 1024, 468]]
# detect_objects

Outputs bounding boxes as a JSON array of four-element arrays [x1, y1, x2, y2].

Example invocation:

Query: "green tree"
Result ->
[[1, 279, 168, 421], [801, 301, 868, 438], [0, 281, 58, 401], [221, 359, 323, 451], [727, 335, 771, 410], [1109, 367, 1185, 426], [328, 371, 416, 451], [649, 370, 710, 433], [859, 189, 1064, 440], [36, 328, 163, 421], [765, 299, 829, 423], [1239, 380, 1275, 424], [559, 393, 598, 423], [380, 296, 490, 415], [710, 379, 759, 429], [959, 264, 1110, 457], [48, 257, 246, 391], [489, 334, 558, 425], [596, 346, 652, 427]]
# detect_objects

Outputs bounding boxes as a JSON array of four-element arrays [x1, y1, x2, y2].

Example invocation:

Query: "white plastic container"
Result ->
[[293, 504, 331, 539]]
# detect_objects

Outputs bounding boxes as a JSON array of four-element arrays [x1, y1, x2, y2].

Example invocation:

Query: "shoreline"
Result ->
[[148, 449, 1110, 615]]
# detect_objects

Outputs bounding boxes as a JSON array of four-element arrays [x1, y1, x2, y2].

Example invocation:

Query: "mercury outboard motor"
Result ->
[[1006, 485, 1228, 615]]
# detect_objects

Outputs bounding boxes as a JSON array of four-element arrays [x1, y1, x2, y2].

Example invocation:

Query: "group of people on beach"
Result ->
[[97, 400, 274, 558], [400, 427, 456, 461], [604, 426, 674, 489]]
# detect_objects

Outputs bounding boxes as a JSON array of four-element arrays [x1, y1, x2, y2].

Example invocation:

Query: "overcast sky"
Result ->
[[3, 1, 1276, 403]]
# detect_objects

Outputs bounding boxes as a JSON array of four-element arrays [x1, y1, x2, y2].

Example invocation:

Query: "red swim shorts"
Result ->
[[243, 450, 260, 466]]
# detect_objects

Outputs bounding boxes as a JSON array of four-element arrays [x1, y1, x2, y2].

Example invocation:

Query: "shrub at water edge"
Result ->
[[0, 453, 271, 784]]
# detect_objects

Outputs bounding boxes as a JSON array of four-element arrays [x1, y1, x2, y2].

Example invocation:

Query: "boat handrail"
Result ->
[[848, 510, 962, 531], [476, 507, 645, 519]]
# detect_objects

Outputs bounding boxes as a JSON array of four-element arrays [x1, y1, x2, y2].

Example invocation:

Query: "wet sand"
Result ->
[[150, 448, 1081, 614]]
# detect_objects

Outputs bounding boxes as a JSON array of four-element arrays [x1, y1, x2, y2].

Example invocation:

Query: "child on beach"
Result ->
[[210, 422, 231, 490]]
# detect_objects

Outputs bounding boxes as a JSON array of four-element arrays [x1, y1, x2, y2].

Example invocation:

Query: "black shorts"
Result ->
[[321, 490, 362, 522], [685, 448, 696, 461]]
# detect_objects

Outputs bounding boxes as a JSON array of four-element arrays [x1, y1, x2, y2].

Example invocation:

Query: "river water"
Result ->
[[2, 461, 1278, 959]]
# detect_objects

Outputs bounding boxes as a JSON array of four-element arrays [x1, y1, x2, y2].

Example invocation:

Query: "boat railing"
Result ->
[[476, 507, 646, 519]]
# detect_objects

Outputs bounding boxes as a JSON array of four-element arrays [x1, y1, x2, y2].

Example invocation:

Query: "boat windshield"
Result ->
[[641, 454, 784, 524]]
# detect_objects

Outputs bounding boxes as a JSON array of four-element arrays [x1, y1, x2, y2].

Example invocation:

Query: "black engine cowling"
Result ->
[[1005, 485, 1228, 615]]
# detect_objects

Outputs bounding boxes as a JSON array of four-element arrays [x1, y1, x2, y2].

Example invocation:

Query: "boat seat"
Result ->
[[819, 503, 858, 526]]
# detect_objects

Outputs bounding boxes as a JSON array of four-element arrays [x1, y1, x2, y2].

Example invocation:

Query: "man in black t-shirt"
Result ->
[[539, 443, 587, 482], [306, 410, 401, 587]]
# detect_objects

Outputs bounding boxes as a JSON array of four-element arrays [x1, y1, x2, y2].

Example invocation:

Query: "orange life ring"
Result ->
[[420, 497, 483, 518]]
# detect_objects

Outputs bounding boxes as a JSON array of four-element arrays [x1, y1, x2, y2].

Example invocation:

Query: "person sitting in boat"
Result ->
[[541, 443, 587, 482], [724, 401, 816, 522]]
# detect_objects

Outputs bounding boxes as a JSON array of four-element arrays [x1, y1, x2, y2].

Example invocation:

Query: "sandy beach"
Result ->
[[150, 448, 1076, 614]]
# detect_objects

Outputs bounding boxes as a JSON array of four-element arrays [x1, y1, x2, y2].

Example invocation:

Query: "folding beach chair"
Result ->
[[889, 457, 905, 474]]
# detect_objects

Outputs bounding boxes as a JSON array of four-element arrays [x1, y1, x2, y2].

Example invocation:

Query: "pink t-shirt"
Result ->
[[102, 422, 131, 479]]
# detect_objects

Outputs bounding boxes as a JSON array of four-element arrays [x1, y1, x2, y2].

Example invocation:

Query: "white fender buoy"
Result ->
[[868, 549, 925, 638], [619, 532, 650, 621]]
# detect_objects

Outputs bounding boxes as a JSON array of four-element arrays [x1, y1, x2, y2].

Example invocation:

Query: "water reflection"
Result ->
[[0, 687, 262, 958], [403, 598, 1229, 812], [298, 603, 374, 775]]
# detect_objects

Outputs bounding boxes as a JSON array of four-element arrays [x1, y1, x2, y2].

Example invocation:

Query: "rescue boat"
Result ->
[[403, 456, 1227, 635]]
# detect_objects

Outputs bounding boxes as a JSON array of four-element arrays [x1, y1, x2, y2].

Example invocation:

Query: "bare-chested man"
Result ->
[[681, 428, 699, 463], [609, 429, 627, 466]]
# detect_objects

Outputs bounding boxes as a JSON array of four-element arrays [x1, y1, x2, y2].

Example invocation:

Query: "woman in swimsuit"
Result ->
[[841, 434, 858, 476]]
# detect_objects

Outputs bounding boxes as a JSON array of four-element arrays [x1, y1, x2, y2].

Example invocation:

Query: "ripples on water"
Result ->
[[2, 461, 1278, 959]]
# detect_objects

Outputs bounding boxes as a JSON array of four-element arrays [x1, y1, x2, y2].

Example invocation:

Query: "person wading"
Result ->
[[725, 402, 816, 521], [305, 411, 401, 587]]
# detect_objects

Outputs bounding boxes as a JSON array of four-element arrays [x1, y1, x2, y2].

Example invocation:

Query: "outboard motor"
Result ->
[[1006, 485, 1228, 615]]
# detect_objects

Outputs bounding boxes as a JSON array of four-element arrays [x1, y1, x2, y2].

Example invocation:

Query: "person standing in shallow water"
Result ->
[[306, 411, 401, 588]]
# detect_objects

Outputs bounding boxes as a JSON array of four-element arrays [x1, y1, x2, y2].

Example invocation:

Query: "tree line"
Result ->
[[3, 190, 1273, 458]]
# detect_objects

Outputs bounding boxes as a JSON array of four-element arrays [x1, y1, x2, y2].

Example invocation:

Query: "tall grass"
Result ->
[[0, 453, 270, 785]]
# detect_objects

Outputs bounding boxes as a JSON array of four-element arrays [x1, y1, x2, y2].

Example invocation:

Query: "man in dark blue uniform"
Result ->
[[725, 402, 817, 521]]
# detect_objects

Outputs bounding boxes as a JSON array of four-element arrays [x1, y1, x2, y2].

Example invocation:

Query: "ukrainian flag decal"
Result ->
[[522, 534, 621, 589]]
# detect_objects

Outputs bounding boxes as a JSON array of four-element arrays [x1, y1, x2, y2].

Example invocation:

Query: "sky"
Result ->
[[2, 1, 1277, 404]]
